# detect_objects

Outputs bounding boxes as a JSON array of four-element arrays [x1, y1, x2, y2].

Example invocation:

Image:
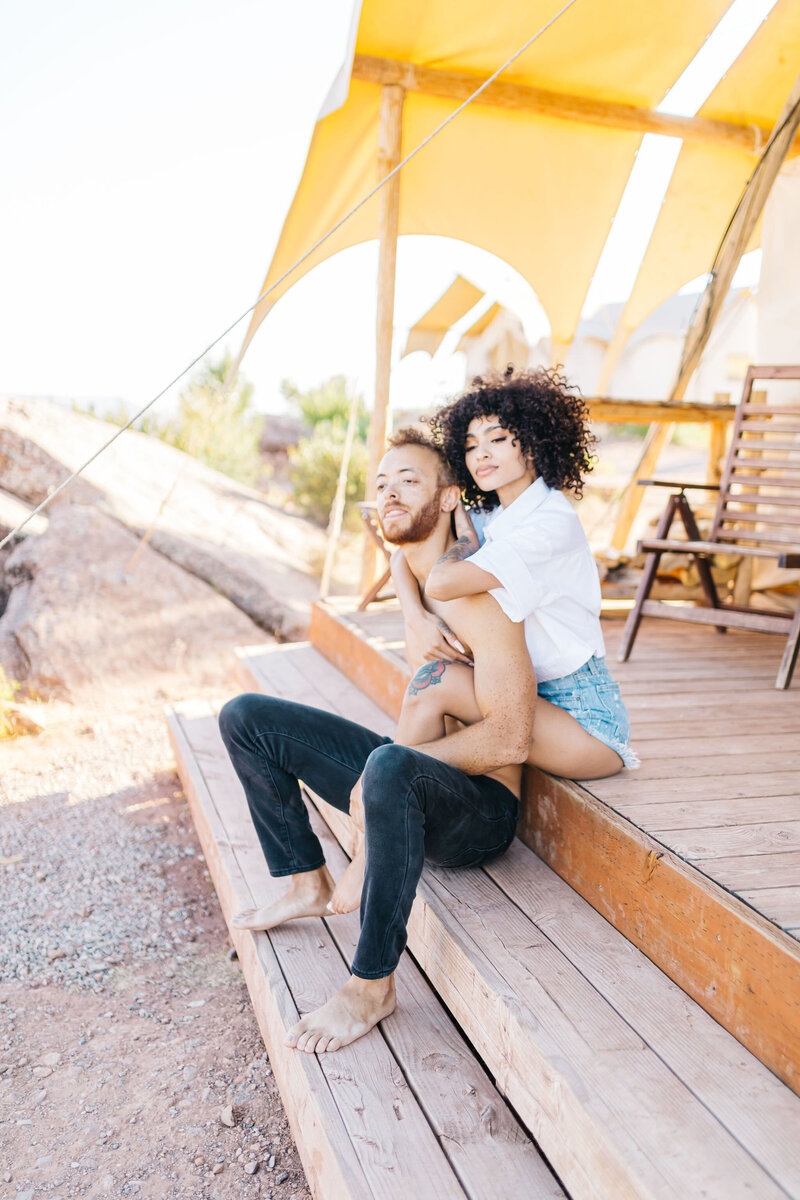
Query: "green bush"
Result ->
[[90, 353, 262, 487], [281, 375, 369, 439], [289, 420, 368, 527], [144, 354, 261, 486]]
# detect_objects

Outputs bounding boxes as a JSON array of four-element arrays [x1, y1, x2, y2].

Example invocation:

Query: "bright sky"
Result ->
[[0, 0, 772, 420]]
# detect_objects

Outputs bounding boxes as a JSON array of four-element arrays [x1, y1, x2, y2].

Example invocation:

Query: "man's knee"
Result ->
[[362, 743, 421, 810], [218, 693, 285, 749]]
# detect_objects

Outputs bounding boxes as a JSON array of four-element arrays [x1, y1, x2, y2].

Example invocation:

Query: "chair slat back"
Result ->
[[710, 366, 800, 554]]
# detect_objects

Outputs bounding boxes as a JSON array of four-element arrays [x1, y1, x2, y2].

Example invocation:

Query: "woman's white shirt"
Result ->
[[468, 478, 605, 682]]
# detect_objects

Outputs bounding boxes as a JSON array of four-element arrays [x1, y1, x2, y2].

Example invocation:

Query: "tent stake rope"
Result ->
[[0, 0, 580, 553]]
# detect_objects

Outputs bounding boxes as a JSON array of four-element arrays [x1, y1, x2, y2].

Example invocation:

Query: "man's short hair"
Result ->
[[386, 426, 456, 488]]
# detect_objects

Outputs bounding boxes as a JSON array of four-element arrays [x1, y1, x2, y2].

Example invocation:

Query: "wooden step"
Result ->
[[234, 642, 800, 1200], [166, 699, 559, 1200], [307, 600, 800, 1096]]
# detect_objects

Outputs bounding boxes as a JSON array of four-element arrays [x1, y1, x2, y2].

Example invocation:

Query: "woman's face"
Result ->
[[464, 414, 535, 496]]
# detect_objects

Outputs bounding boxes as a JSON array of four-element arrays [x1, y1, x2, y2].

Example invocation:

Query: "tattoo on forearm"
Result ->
[[436, 535, 477, 566], [408, 660, 447, 695]]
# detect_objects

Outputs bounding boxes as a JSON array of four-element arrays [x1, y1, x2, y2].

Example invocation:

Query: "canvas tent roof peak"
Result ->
[[402, 275, 484, 357], [238, 0, 800, 375]]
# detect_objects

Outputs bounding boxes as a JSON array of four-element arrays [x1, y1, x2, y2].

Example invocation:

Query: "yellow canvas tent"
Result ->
[[597, 0, 800, 391], [402, 276, 484, 357], [239, 0, 754, 363], [233, 0, 800, 581]]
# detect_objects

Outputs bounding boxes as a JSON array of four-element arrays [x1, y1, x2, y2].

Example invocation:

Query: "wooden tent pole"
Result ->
[[320, 386, 361, 599], [606, 73, 800, 562], [361, 83, 404, 594]]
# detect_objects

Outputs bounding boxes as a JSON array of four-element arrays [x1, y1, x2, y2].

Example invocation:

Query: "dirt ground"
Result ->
[[0, 470, 315, 1200], [1, 697, 313, 1200]]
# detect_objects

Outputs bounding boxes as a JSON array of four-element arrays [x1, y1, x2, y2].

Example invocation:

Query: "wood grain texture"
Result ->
[[239, 640, 797, 1198], [168, 706, 474, 1200], [694, 850, 800, 890], [485, 839, 800, 1196], [310, 602, 406, 720], [166, 706, 371, 1200], [304, 805, 563, 1200], [651, 820, 800, 860], [737, 886, 800, 931], [304, 603, 800, 1092], [350, 54, 785, 155], [615, 795, 800, 830], [223, 654, 561, 1197], [520, 769, 800, 1092]]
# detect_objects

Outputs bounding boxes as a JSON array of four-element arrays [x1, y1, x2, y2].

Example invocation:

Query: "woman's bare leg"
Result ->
[[399, 661, 623, 780], [525, 697, 623, 779]]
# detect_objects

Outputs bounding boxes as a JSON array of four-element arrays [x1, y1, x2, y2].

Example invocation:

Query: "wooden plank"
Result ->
[[520, 770, 800, 1093], [639, 601, 789, 635], [613, 795, 800, 830], [165, 705, 373, 1200], [206, 686, 562, 1196], [652, 821, 800, 860], [170, 706, 475, 1200], [303, 805, 563, 1200], [350, 54, 783, 155], [621, 688, 799, 711], [591, 772, 800, 803], [695, 850, 800, 891], [738, 887, 800, 932], [311, 601, 407, 720], [237, 643, 395, 737], [484, 840, 800, 1197], [630, 716, 800, 740], [411, 865, 786, 1200], [610, 749, 800, 783], [587, 399, 736, 424], [304, 605, 800, 1091]]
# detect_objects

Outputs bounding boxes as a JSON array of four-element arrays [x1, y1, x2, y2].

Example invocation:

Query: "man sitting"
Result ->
[[218, 429, 534, 1053]]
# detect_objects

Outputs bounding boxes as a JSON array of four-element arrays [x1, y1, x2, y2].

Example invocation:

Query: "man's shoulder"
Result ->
[[441, 591, 515, 641]]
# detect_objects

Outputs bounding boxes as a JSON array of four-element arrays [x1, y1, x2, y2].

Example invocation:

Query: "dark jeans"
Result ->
[[218, 694, 520, 980]]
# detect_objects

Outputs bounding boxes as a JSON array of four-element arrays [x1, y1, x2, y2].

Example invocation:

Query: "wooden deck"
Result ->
[[167, 699, 557, 1200], [314, 600, 800, 932], [228, 640, 800, 1199], [309, 599, 800, 1094]]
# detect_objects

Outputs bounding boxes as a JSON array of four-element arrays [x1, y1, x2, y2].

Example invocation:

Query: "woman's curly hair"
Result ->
[[428, 365, 596, 510]]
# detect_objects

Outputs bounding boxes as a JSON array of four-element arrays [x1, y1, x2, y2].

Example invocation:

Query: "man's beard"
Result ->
[[379, 491, 443, 545]]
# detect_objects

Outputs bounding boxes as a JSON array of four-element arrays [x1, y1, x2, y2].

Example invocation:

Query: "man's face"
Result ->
[[376, 445, 451, 545]]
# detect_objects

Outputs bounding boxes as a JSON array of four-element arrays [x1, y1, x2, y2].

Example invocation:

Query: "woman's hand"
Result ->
[[453, 501, 479, 551], [404, 608, 472, 670]]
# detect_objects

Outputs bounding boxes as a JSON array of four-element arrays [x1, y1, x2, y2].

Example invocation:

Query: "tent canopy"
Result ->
[[402, 275, 484, 357], [597, 0, 800, 387], [240, 0, 799, 372]]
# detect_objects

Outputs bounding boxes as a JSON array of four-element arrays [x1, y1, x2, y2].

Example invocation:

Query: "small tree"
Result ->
[[281, 375, 369, 439], [284, 377, 368, 526], [137, 353, 262, 486]]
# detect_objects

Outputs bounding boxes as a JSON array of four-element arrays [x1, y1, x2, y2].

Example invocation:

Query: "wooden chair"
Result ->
[[619, 365, 800, 689], [356, 501, 395, 609]]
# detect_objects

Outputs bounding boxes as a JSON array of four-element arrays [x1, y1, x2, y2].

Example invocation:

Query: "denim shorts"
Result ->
[[537, 656, 640, 770]]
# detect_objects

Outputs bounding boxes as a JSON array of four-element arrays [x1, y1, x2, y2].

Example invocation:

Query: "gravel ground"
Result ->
[[0, 697, 313, 1200]]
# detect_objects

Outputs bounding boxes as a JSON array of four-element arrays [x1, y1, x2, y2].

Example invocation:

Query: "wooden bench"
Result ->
[[619, 365, 800, 688], [205, 640, 800, 1200]]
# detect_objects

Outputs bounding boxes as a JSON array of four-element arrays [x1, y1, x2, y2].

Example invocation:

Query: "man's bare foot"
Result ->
[[285, 973, 396, 1054], [232, 865, 335, 931], [328, 842, 365, 914]]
